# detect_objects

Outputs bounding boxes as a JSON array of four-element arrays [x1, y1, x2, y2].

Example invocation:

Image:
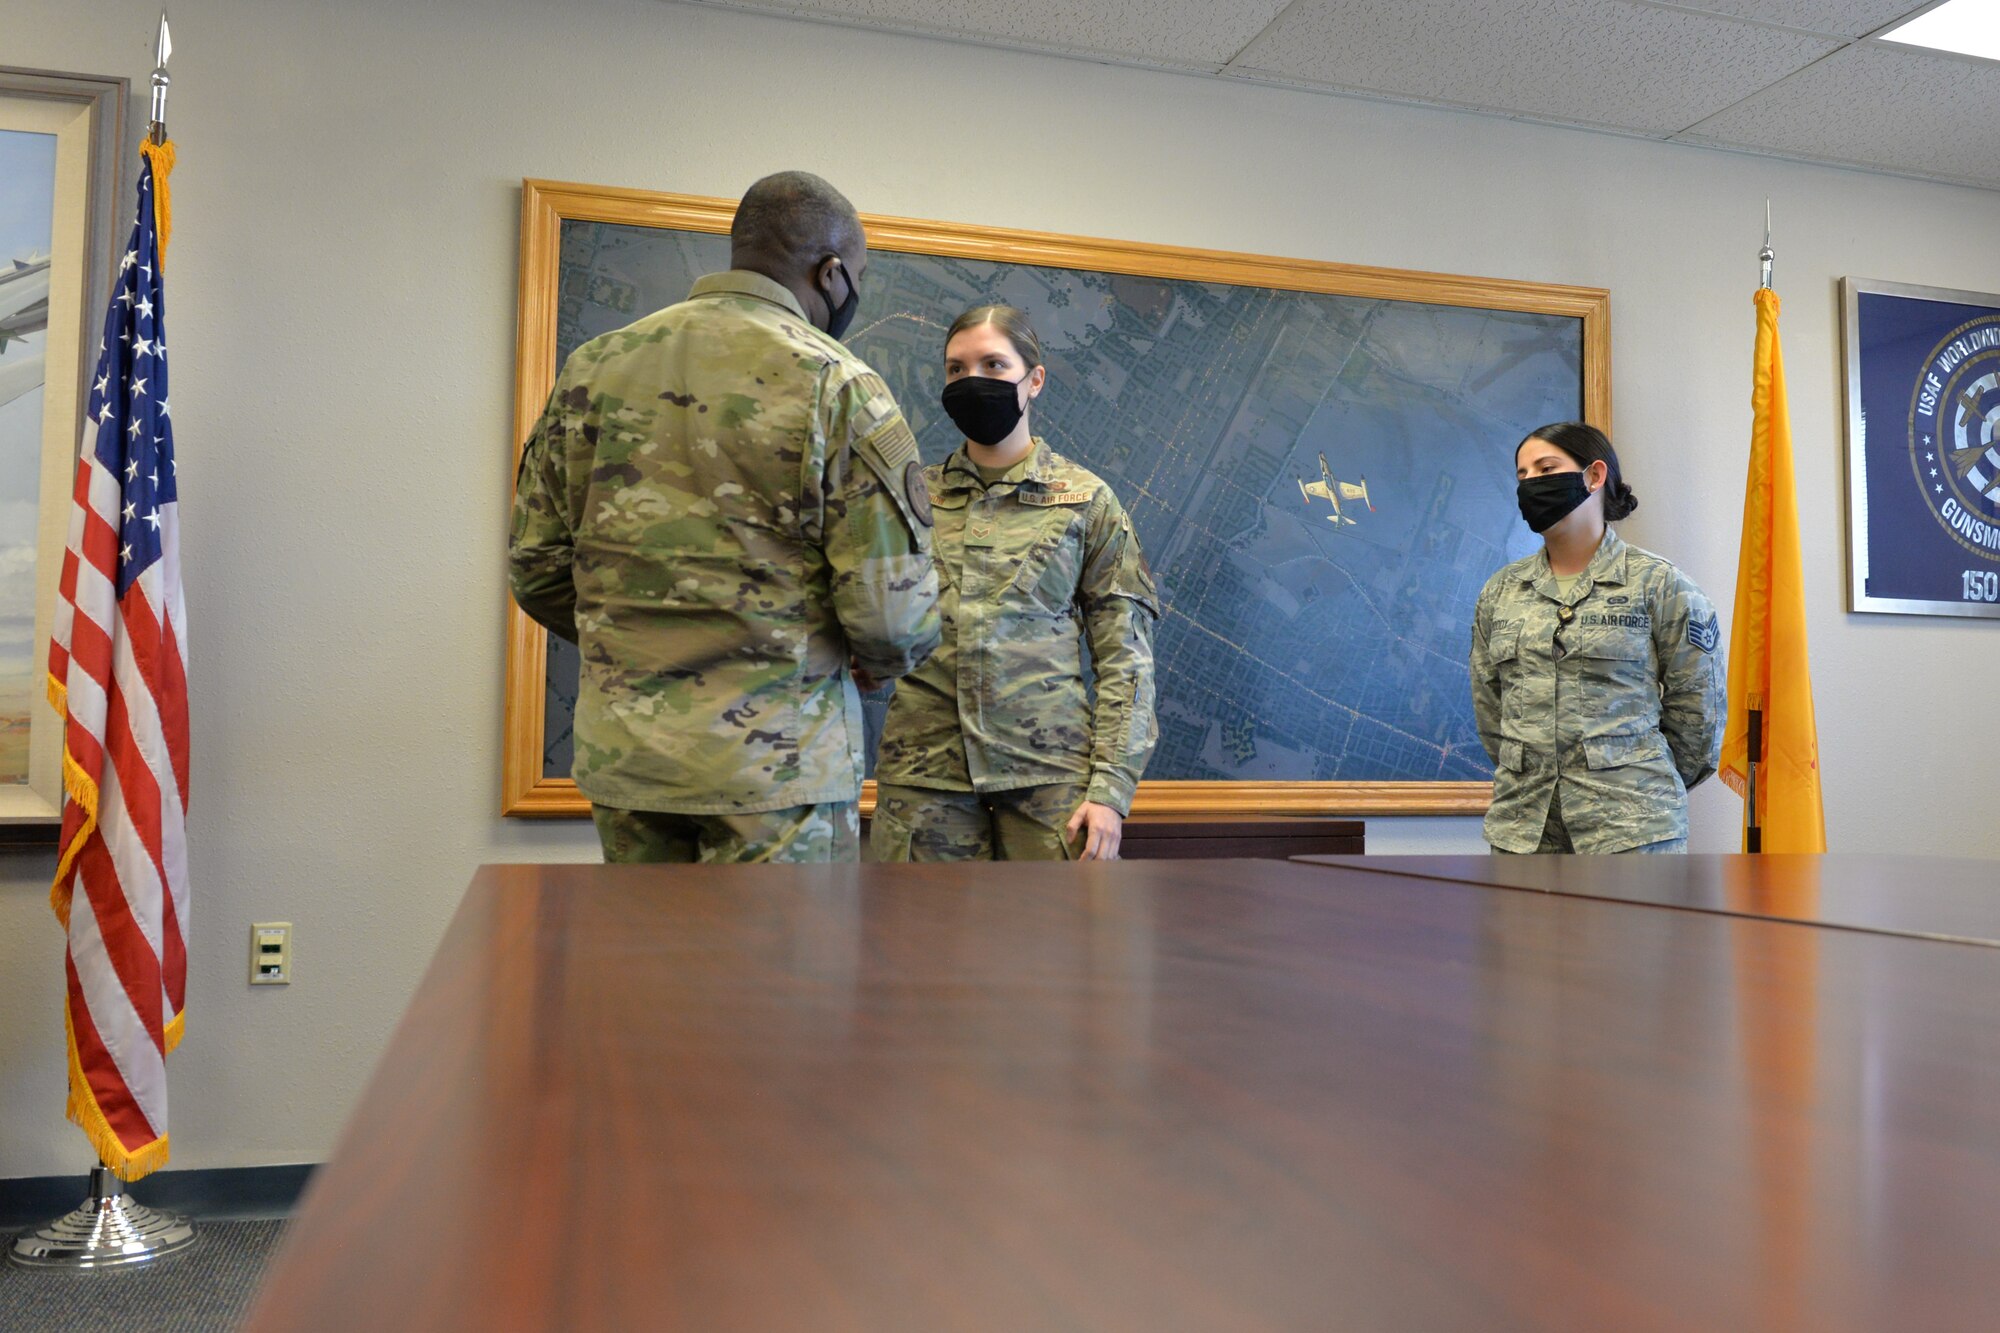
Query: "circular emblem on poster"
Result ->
[[1909, 313, 2000, 563]]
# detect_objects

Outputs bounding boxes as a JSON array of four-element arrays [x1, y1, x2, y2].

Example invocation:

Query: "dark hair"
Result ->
[[944, 304, 1044, 371], [729, 171, 863, 274], [1518, 422, 1638, 521]]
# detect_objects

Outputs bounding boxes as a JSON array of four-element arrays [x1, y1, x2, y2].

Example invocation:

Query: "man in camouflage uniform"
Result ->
[[510, 171, 940, 863], [1469, 528, 1726, 853], [872, 439, 1159, 860]]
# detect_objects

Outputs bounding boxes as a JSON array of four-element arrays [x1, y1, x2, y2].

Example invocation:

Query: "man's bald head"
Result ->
[[730, 171, 864, 282]]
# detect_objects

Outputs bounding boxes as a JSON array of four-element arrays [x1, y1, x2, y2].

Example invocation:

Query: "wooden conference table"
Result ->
[[245, 856, 2000, 1332], [1294, 852, 2000, 945]]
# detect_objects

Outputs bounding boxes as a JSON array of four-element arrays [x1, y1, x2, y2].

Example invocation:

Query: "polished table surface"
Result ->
[[245, 859, 2000, 1332], [1294, 853, 2000, 945]]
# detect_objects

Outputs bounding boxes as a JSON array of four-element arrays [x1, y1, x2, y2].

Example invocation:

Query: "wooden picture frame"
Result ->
[[0, 67, 126, 828], [503, 179, 1610, 818]]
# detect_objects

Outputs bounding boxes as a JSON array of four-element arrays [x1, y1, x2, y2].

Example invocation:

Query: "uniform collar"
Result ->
[[940, 438, 1053, 493], [1586, 528, 1631, 585], [1517, 528, 1629, 599], [689, 269, 809, 321]]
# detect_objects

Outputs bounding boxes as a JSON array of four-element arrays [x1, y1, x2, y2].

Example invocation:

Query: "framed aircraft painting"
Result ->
[[0, 67, 124, 828], [502, 179, 1610, 818]]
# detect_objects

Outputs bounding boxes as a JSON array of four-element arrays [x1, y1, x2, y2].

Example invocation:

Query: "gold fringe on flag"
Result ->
[[141, 138, 174, 262], [48, 729, 100, 924], [65, 996, 172, 1181]]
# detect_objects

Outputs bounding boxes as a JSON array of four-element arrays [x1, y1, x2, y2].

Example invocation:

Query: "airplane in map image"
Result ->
[[1296, 451, 1374, 526]]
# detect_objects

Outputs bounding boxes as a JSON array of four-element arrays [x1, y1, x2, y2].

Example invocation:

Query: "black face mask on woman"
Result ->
[[940, 375, 1025, 446], [1516, 472, 1593, 533]]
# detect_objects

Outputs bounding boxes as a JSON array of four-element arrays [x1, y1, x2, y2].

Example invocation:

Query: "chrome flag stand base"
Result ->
[[7, 1165, 196, 1269]]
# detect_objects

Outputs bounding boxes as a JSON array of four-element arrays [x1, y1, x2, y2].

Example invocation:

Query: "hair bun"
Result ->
[[1611, 483, 1638, 520]]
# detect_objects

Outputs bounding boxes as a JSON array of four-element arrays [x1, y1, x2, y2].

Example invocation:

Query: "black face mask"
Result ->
[[941, 375, 1026, 446], [820, 259, 859, 341], [1517, 472, 1593, 533]]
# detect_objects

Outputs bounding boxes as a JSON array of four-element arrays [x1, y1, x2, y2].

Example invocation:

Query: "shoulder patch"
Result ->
[[830, 364, 904, 446], [904, 461, 934, 527], [855, 390, 894, 433], [1125, 514, 1159, 599], [854, 407, 919, 474], [1687, 611, 1720, 654]]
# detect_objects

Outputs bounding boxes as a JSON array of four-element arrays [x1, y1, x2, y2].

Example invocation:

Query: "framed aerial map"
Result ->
[[1843, 277, 2000, 619], [502, 180, 1610, 817]]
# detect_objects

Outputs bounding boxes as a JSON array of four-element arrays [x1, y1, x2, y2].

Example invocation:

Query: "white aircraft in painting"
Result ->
[[0, 254, 51, 352], [0, 353, 41, 411], [0, 254, 51, 410], [1296, 452, 1374, 526]]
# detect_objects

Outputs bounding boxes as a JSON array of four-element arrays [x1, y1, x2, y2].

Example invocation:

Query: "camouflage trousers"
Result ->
[[591, 801, 860, 864], [1494, 787, 1687, 855], [870, 783, 1087, 862]]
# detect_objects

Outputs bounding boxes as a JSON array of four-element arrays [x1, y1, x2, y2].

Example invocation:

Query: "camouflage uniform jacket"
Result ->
[[875, 440, 1160, 815], [1470, 528, 1725, 853], [509, 269, 941, 815]]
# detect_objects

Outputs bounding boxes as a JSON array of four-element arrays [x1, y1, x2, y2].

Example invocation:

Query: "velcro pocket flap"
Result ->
[[1573, 629, 1649, 661], [1583, 734, 1667, 770]]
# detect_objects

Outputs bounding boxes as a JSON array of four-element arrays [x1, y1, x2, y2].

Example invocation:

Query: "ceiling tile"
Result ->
[[1227, 0, 1842, 135], [1652, 0, 1925, 39], [688, 0, 1295, 68], [1678, 41, 2000, 188]]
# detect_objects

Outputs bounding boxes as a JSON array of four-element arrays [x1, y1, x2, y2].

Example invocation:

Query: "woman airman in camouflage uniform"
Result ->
[[871, 306, 1159, 861], [1470, 423, 1726, 853]]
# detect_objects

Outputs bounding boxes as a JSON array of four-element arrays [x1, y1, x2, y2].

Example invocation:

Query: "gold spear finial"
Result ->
[[148, 13, 172, 145]]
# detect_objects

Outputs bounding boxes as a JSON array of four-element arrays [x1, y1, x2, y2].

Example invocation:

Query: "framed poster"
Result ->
[[0, 68, 125, 826], [1844, 277, 2000, 618], [503, 180, 1610, 817]]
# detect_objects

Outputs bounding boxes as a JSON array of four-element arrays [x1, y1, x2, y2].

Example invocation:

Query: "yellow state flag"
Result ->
[[1720, 288, 1826, 851]]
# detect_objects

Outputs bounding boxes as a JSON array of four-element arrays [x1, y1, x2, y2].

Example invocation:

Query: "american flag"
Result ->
[[47, 141, 190, 1181]]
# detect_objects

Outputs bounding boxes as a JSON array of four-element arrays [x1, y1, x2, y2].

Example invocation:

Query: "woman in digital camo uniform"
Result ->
[[1470, 422, 1727, 853], [871, 305, 1160, 861]]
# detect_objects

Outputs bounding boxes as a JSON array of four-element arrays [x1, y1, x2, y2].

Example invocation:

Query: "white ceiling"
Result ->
[[682, 0, 2000, 191]]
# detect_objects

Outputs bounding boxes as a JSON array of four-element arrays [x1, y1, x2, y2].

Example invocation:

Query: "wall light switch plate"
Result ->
[[251, 922, 292, 985]]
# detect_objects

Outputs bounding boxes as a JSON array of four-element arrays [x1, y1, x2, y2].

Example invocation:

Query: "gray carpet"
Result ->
[[0, 1219, 285, 1331]]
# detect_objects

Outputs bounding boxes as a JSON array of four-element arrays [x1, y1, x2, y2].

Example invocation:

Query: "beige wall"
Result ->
[[2, 0, 1995, 1179]]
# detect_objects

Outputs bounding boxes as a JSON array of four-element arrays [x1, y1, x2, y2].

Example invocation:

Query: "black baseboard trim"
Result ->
[[0, 1163, 316, 1228]]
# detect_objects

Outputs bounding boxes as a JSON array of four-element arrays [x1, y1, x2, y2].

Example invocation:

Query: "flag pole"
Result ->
[[8, 10, 195, 1272], [1759, 198, 1774, 292], [1746, 199, 1773, 855]]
